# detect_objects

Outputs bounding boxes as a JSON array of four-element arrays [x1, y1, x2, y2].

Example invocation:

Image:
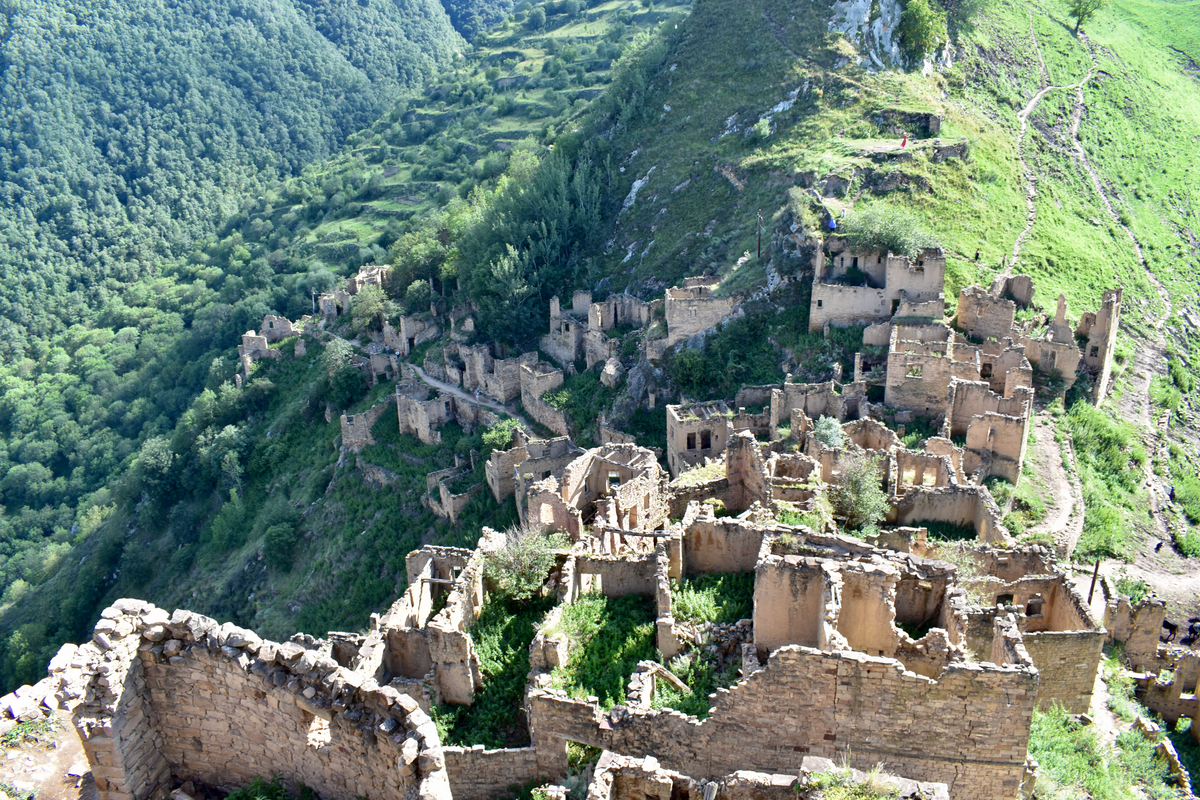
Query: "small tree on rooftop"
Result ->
[[483, 523, 568, 603], [829, 453, 889, 533], [838, 202, 940, 260], [812, 416, 845, 449]]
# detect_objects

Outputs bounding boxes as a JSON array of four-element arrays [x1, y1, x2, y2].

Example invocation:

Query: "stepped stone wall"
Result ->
[[61, 600, 451, 800]]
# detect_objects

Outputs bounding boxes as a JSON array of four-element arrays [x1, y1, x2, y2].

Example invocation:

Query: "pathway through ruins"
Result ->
[[408, 362, 536, 433], [1025, 411, 1084, 557]]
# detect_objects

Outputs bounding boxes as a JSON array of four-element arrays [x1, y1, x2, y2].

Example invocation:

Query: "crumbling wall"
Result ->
[[69, 601, 450, 800], [521, 363, 570, 437], [770, 381, 860, 429], [957, 286, 1015, 342], [442, 746, 541, 800], [261, 315, 296, 343], [682, 518, 765, 575], [398, 392, 456, 446], [341, 396, 396, 451], [724, 431, 772, 513], [486, 443, 528, 503], [945, 381, 1029, 438], [891, 486, 1008, 546], [1078, 288, 1122, 402], [666, 402, 731, 477], [1104, 596, 1167, 671], [528, 643, 1036, 800], [962, 412, 1028, 485], [753, 560, 834, 652], [665, 283, 737, 346]]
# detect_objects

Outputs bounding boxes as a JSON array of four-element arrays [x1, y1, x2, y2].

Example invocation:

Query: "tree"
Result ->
[[483, 524, 567, 602], [829, 453, 889, 533], [351, 285, 387, 333], [1068, 0, 1103, 32], [812, 416, 845, 449], [526, 7, 546, 29], [896, 0, 948, 60]]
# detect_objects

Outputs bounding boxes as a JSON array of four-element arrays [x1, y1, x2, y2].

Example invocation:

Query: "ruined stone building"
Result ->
[[383, 315, 439, 357], [956, 277, 1122, 403], [808, 241, 946, 333], [347, 264, 390, 295], [525, 444, 668, 539], [35, 409, 1113, 800], [485, 430, 583, 509], [541, 291, 657, 368], [424, 344, 537, 405], [665, 402, 731, 477]]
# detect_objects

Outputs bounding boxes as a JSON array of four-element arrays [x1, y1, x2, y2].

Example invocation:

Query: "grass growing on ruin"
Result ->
[[670, 573, 754, 626], [1028, 707, 1175, 800], [434, 593, 556, 748], [543, 367, 617, 447], [548, 593, 657, 709], [653, 650, 742, 719], [910, 520, 976, 542], [226, 776, 314, 800]]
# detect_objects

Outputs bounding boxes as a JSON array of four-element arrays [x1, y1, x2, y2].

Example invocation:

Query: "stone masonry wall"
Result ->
[[340, 396, 396, 451], [521, 364, 570, 437], [67, 600, 452, 800], [528, 644, 1036, 800], [1021, 631, 1105, 714], [442, 746, 541, 800]]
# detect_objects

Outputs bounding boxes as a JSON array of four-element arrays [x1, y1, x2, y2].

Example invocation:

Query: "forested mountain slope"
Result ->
[[0, 0, 463, 353], [0, 0, 687, 691]]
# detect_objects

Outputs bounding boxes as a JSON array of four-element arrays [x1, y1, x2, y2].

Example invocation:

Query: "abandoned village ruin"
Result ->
[[5, 235, 1191, 800]]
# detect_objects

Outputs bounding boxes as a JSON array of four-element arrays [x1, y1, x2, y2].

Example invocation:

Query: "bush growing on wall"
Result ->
[[838, 202, 940, 259], [483, 524, 567, 602]]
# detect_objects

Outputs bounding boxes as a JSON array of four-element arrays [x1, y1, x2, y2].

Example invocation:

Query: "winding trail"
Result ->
[[1008, 18, 1098, 266], [408, 362, 536, 432]]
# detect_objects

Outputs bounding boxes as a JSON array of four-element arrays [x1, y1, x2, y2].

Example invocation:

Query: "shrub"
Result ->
[[829, 453, 888, 533], [264, 523, 302, 570], [897, 0, 948, 60], [838, 203, 940, 260], [812, 416, 845, 449], [483, 524, 566, 602], [670, 573, 754, 625], [482, 417, 522, 453]]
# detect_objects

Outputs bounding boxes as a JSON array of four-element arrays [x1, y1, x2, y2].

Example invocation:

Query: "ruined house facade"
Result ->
[[956, 278, 1121, 403], [808, 243, 946, 333], [541, 291, 657, 369]]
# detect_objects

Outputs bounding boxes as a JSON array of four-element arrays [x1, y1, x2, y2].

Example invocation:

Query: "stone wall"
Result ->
[[957, 286, 1015, 341], [66, 601, 451, 800], [398, 393, 456, 446], [341, 396, 396, 451], [528, 643, 1036, 800], [1021, 631, 1105, 714], [521, 364, 570, 437], [1104, 596, 1167, 671], [891, 485, 1008, 546], [665, 284, 737, 346], [682, 518, 765, 575], [666, 403, 731, 477], [442, 746, 541, 800]]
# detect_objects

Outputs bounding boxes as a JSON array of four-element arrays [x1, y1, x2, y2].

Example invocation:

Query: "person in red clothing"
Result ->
[[901, 133, 908, 148]]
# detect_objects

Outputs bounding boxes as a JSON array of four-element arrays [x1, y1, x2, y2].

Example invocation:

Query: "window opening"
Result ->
[[996, 593, 1014, 607], [686, 433, 697, 450], [700, 430, 712, 449]]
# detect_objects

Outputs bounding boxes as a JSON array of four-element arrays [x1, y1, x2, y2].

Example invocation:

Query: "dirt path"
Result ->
[[408, 363, 536, 433], [1009, 20, 1098, 265], [0, 713, 93, 800], [1025, 412, 1085, 557]]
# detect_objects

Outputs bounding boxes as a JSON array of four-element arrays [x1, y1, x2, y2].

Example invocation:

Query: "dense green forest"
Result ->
[[0, 0, 688, 691], [0, 0, 463, 355]]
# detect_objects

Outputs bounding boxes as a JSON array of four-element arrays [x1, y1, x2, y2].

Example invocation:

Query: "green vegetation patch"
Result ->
[[670, 572, 754, 626], [549, 593, 658, 708], [1066, 402, 1148, 562], [1028, 707, 1175, 800], [435, 593, 556, 748]]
